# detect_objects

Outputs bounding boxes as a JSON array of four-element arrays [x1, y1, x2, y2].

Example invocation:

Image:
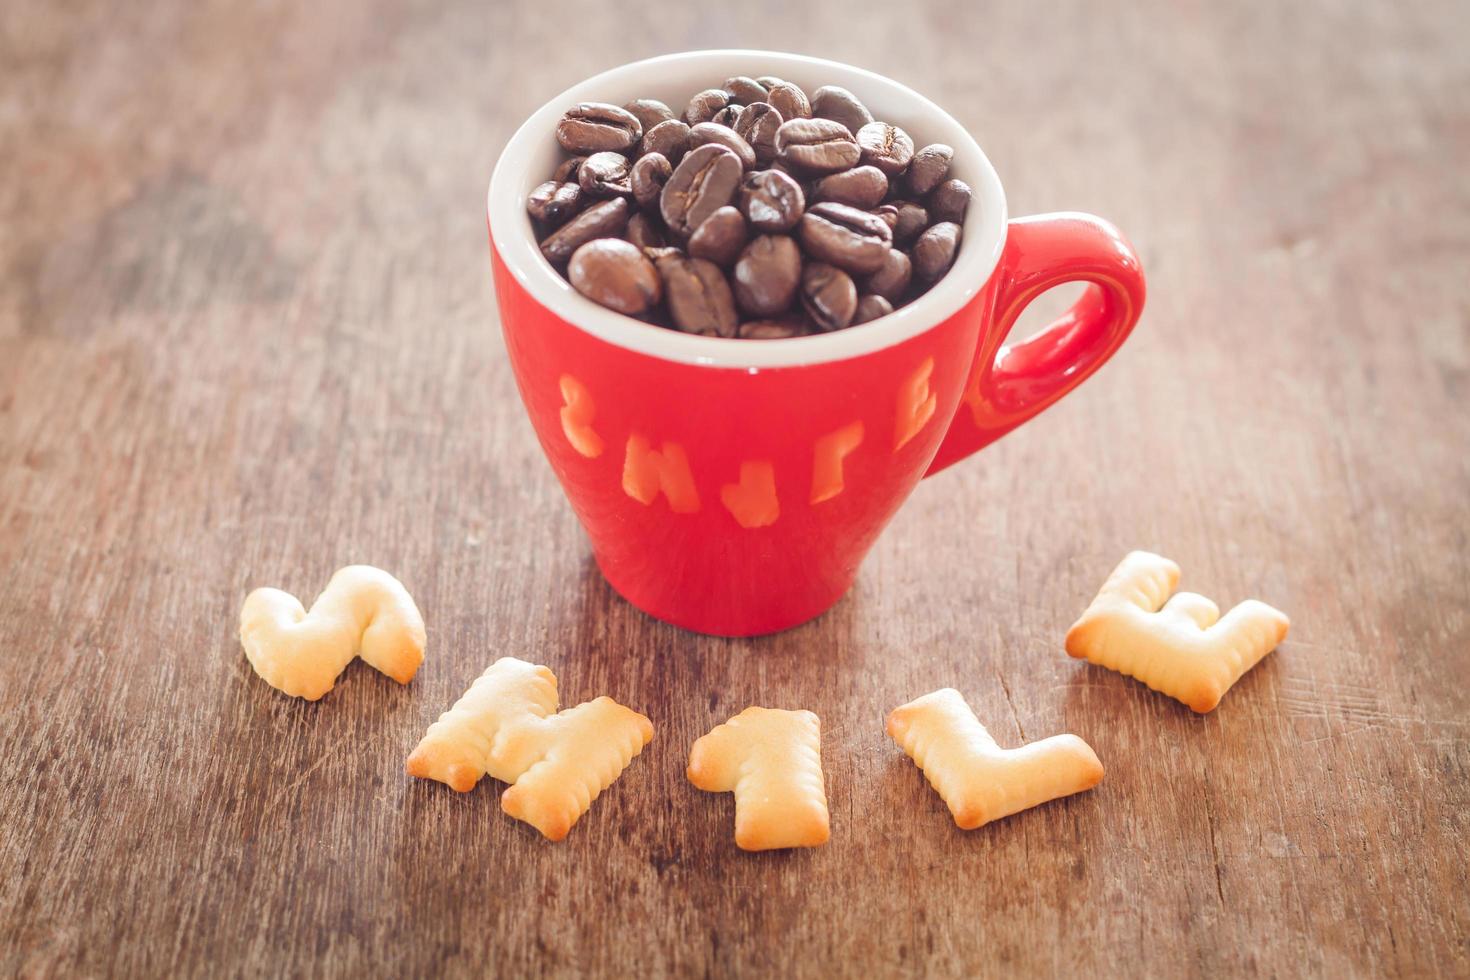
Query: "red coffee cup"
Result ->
[[488, 51, 1145, 637]]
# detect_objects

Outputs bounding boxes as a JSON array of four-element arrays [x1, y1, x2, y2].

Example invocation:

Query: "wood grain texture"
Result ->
[[2, 0, 1467, 976]]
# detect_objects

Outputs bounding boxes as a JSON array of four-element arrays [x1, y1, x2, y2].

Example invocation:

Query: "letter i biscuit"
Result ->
[[688, 707, 830, 851]]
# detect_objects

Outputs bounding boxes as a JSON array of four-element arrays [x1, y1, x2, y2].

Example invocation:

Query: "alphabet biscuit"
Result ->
[[406, 657, 653, 841], [887, 688, 1104, 829], [499, 696, 655, 842], [688, 707, 830, 851], [239, 565, 425, 701], [404, 657, 558, 790], [1065, 551, 1290, 712]]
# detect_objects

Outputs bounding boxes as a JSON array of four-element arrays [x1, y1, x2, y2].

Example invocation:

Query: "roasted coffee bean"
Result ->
[[733, 103, 783, 164], [539, 198, 630, 264], [660, 143, 744, 237], [723, 76, 769, 105], [630, 152, 673, 210], [733, 234, 802, 317], [863, 248, 912, 302], [624, 99, 676, 131], [905, 143, 953, 196], [684, 88, 731, 126], [813, 165, 888, 209], [768, 158, 801, 179], [928, 178, 972, 224], [569, 238, 661, 315], [688, 122, 757, 171], [912, 221, 962, 281], [527, 180, 584, 228], [775, 117, 861, 175], [766, 80, 811, 122], [798, 201, 892, 275], [578, 151, 633, 197], [739, 169, 805, 232], [853, 294, 894, 324], [810, 85, 873, 136], [640, 119, 691, 163], [710, 105, 743, 128], [624, 211, 666, 250], [800, 262, 858, 332], [856, 121, 915, 176], [739, 314, 807, 339], [808, 201, 893, 241], [534, 76, 963, 338], [874, 200, 930, 246], [553, 156, 586, 183], [655, 251, 739, 337], [687, 206, 748, 267], [556, 102, 642, 154]]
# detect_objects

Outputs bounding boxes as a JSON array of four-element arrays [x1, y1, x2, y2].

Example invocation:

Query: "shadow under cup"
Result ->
[[487, 51, 1140, 637]]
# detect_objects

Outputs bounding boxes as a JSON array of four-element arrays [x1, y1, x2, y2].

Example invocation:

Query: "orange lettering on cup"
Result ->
[[894, 357, 937, 451], [720, 461, 780, 528], [810, 421, 865, 504], [622, 434, 700, 513], [558, 375, 603, 458]]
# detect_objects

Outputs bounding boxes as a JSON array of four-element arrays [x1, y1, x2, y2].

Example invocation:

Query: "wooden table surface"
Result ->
[[3, 1, 1466, 976]]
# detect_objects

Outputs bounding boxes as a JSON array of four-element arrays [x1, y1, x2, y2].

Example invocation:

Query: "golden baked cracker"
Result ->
[[887, 689, 1104, 830], [405, 657, 558, 790], [688, 707, 830, 851], [406, 658, 653, 841], [239, 565, 425, 701], [499, 697, 655, 841], [1065, 551, 1290, 712]]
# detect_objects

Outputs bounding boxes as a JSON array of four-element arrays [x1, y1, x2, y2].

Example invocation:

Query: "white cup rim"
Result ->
[[488, 49, 1008, 369]]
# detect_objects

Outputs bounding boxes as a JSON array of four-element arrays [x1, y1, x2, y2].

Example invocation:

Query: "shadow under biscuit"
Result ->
[[1058, 641, 1287, 728]]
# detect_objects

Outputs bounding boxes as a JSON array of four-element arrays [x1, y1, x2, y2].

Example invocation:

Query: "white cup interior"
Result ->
[[488, 50, 1008, 369]]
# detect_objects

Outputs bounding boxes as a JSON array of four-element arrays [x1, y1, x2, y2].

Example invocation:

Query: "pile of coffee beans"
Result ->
[[527, 77, 969, 339]]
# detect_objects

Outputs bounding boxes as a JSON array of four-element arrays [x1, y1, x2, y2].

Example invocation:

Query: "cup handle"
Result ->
[[925, 211, 1146, 476]]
